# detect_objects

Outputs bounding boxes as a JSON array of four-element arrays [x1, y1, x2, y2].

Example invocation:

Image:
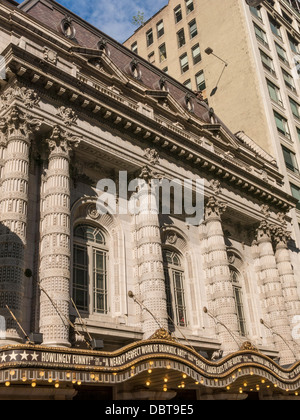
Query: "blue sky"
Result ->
[[56, 0, 168, 43]]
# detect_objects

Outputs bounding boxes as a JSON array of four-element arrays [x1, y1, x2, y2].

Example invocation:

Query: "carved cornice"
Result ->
[[1, 44, 297, 212]]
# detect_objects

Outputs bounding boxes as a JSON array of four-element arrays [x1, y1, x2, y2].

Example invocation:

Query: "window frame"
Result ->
[[73, 224, 109, 315], [163, 250, 187, 329]]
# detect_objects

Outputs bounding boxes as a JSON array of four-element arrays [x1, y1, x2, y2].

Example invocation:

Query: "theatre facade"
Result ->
[[0, 0, 300, 400]]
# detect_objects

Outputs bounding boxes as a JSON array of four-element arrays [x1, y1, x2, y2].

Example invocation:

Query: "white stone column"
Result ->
[[134, 166, 168, 339], [0, 106, 40, 342], [39, 126, 80, 347], [204, 196, 240, 355], [272, 224, 300, 354], [256, 220, 296, 365]]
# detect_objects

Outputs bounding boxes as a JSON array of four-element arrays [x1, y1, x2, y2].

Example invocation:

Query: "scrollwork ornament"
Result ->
[[87, 204, 100, 220], [144, 148, 160, 165], [57, 106, 78, 126]]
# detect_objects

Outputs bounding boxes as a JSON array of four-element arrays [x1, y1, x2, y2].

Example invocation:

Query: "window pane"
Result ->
[[174, 5, 182, 23], [196, 70, 206, 91], [73, 245, 88, 311], [177, 29, 186, 48], [180, 53, 189, 73], [186, 0, 194, 14], [146, 29, 153, 47], [189, 19, 198, 39], [291, 183, 300, 209], [289, 97, 300, 118], [157, 20, 164, 38], [93, 249, 108, 314]]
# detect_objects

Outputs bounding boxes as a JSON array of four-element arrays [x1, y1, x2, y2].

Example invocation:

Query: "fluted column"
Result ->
[[256, 220, 296, 364], [0, 106, 41, 342], [204, 196, 240, 355], [39, 126, 80, 347], [272, 224, 300, 353], [134, 166, 168, 339]]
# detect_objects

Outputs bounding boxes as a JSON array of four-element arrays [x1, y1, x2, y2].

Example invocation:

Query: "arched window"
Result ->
[[73, 225, 108, 315], [230, 268, 247, 337], [163, 250, 187, 330]]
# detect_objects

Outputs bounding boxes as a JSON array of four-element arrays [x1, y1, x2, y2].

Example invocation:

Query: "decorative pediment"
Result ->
[[146, 90, 191, 120], [70, 46, 129, 84]]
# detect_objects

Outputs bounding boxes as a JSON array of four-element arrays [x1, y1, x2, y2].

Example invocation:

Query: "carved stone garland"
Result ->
[[39, 125, 81, 347]]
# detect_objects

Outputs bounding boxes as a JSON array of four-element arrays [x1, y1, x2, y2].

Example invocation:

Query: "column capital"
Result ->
[[256, 220, 272, 243], [0, 85, 40, 111], [46, 125, 81, 158], [0, 105, 41, 140], [271, 225, 291, 249], [205, 196, 227, 221]]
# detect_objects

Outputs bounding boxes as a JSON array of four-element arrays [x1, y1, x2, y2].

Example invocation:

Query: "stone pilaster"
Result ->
[[256, 220, 296, 365], [134, 165, 168, 339], [0, 106, 41, 342], [39, 126, 80, 347], [204, 196, 240, 355], [272, 224, 300, 354]]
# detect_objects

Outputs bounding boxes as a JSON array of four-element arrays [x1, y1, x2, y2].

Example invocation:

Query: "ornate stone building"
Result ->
[[0, 0, 300, 400]]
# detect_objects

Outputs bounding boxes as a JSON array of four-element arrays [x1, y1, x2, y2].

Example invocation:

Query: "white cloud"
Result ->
[[57, 0, 168, 42]]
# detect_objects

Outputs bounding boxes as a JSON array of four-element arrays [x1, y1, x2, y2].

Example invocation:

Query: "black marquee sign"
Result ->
[[1, 337, 300, 391]]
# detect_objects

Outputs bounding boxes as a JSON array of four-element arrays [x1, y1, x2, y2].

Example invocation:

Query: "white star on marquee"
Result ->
[[9, 351, 18, 361], [31, 352, 39, 361], [0, 353, 8, 362], [20, 351, 29, 361]]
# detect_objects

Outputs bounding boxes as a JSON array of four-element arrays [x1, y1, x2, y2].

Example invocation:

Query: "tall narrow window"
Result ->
[[157, 20, 164, 38], [192, 43, 201, 64], [163, 250, 187, 330], [230, 269, 247, 337], [185, 0, 194, 14], [177, 28, 186, 48], [146, 29, 154, 47], [289, 97, 300, 119], [291, 183, 300, 210], [269, 15, 282, 39], [274, 111, 290, 138], [180, 53, 189, 73], [282, 146, 299, 174], [195, 70, 206, 91], [267, 79, 283, 106], [253, 23, 268, 47], [282, 69, 296, 92], [73, 225, 108, 315], [275, 42, 289, 65], [131, 42, 138, 54], [260, 50, 276, 75], [159, 43, 167, 62], [174, 5, 182, 23], [189, 19, 198, 39]]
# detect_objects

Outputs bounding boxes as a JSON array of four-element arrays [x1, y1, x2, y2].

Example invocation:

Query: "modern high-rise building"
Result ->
[[124, 0, 300, 248]]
